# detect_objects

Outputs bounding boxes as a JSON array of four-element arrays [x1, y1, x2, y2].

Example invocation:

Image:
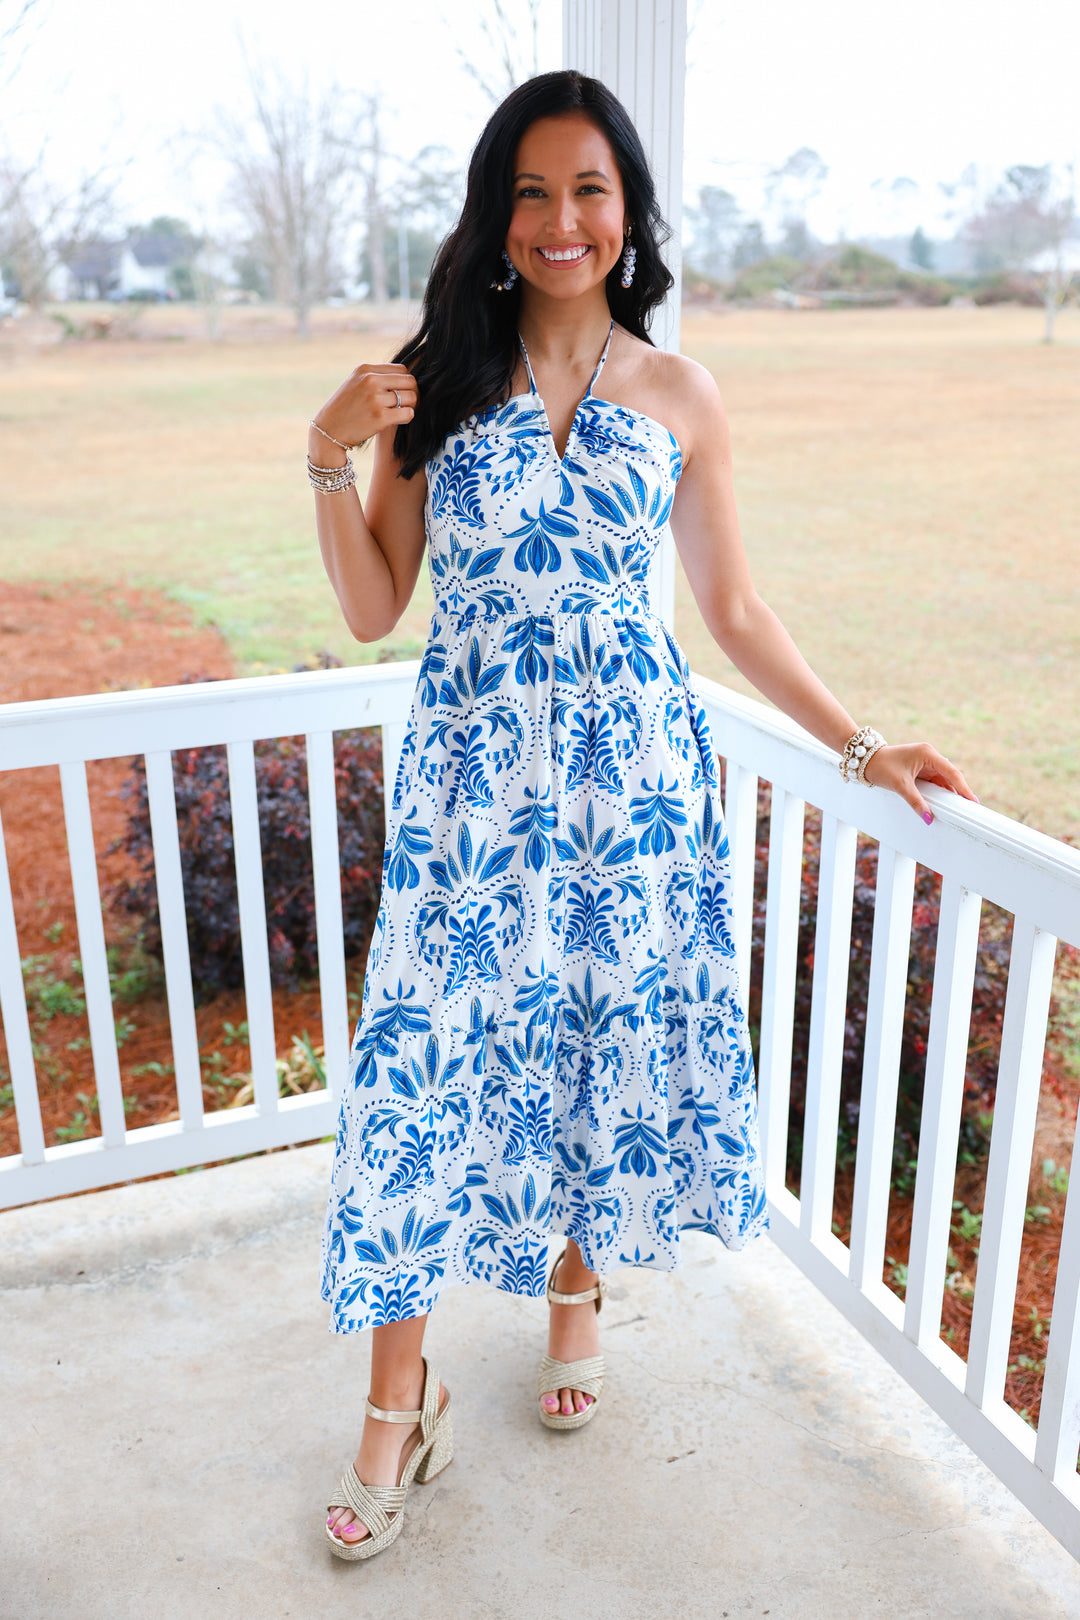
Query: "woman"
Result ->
[[308, 69, 976, 1560]]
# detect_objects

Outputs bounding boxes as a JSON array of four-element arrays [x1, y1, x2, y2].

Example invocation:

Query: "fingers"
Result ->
[[918, 758, 979, 804], [315, 364, 418, 447], [867, 742, 980, 824]]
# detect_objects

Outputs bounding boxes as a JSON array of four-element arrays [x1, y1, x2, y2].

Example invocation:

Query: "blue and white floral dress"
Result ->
[[322, 319, 768, 1333]]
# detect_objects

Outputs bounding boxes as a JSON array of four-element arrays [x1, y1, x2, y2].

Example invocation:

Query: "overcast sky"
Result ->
[[3, 0, 1078, 242]]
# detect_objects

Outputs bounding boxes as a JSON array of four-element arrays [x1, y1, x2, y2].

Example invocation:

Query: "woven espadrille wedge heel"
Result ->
[[537, 1249, 607, 1431], [325, 1356, 452, 1561]]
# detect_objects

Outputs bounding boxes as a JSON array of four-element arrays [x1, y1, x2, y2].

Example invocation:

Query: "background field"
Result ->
[[1, 301, 1077, 838]]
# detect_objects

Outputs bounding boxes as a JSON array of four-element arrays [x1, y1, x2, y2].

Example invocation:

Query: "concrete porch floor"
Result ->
[[2, 1144, 1077, 1620]]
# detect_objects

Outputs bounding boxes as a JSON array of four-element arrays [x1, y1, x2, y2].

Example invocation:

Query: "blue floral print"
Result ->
[[322, 320, 767, 1334]]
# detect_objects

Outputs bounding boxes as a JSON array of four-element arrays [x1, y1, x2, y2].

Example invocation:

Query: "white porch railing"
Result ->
[[2, 664, 1080, 1561]]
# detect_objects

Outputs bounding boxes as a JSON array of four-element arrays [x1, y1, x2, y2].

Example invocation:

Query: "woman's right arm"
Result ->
[[309, 362, 429, 643]]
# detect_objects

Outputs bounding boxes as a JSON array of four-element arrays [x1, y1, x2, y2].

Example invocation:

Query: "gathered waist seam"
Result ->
[[433, 605, 663, 634]]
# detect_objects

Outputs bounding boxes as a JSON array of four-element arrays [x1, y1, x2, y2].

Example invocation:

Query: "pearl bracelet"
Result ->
[[839, 726, 887, 784]]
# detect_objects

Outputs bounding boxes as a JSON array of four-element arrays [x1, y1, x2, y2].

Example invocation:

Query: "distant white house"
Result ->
[[60, 230, 197, 300]]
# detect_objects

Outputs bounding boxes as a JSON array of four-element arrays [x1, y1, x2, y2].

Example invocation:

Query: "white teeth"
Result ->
[[539, 246, 590, 262]]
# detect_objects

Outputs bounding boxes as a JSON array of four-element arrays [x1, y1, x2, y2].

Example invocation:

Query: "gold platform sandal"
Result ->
[[325, 1356, 452, 1561], [537, 1249, 607, 1431]]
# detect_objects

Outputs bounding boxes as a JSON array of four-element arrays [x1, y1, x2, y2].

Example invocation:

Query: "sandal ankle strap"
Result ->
[[546, 1248, 607, 1311], [547, 1280, 605, 1307], [365, 1399, 421, 1422], [365, 1357, 442, 1434]]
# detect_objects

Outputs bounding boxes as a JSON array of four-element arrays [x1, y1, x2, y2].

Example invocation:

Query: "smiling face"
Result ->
[[505, 111, 628, 300]]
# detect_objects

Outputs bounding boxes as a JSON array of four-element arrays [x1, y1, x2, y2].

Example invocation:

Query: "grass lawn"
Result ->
[[1, 300, 1077, 838]]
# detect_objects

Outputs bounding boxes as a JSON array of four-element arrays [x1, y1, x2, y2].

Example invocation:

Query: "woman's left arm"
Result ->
[[668, 359, 977, 823]]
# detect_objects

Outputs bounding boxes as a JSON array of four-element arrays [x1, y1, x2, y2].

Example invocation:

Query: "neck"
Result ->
[[516, 286, 613, 368]]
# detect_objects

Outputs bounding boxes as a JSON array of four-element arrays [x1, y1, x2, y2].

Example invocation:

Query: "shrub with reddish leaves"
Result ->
[[746, 785, 1011, 1186], [113, 728, 385, 1002]]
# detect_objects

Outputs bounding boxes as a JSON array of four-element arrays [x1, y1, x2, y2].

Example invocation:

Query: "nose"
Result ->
[[547, 188, 580, 236]]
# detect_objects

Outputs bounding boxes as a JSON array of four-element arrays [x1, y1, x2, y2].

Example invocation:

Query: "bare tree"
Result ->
[[450, 0, 541, 103], [0, 0, 45, 82], [966, 164, 1078, 341], [214, 63, 367, 336], [765, 147, 828, 256], [0, 149, 118, 307], [361, 95, 388, 306], [685, 186, 742, 278]]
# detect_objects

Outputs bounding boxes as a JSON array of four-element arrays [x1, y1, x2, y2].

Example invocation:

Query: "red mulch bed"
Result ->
[[0, 581, 362, 1166]]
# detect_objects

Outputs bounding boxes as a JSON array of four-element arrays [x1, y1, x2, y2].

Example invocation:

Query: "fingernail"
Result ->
[[922, 810, 933, 825]]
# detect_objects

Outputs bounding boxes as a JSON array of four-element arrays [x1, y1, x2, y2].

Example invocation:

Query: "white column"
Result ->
[[563, 0, 687, 630]]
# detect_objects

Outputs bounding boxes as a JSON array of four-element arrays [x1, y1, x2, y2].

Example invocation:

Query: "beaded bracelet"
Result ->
[[839, 726, 887, 784], [310, 418, 369, 453], [307, 454, 356, 493]]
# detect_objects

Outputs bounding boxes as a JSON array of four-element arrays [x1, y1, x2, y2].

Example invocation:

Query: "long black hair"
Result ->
[[392, 69, 673, 479]]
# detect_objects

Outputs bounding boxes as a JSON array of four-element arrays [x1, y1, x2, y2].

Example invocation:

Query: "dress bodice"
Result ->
[[424, 319, 682, 632]]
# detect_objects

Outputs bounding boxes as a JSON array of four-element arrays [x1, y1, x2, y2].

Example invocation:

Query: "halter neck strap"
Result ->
[[517, 318, 615, 400]]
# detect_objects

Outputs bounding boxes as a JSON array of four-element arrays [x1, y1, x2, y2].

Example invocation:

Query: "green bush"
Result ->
[[728, 254, 804, 299]]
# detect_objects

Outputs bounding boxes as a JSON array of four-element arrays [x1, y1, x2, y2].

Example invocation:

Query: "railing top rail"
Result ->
[[692, 672, 1080, 945], [2, 660, 1077, 939], [0, 661, 424, 771]]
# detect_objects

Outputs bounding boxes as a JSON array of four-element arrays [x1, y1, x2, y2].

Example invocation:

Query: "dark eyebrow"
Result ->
[[512, 169, 612, 183]]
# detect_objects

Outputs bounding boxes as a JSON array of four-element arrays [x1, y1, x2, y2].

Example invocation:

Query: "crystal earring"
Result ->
[[620, 229, 636, 289], [500, 248, 519, 291]]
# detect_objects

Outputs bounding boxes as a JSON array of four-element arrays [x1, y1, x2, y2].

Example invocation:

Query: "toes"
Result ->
[[541, 1392, 560, 1413], [327, 1509, 369, 1543], [560, 1387, 574, 1415]]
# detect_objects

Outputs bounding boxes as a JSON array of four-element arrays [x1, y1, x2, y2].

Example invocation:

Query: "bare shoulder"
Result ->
[[611, 329, 727, 458]]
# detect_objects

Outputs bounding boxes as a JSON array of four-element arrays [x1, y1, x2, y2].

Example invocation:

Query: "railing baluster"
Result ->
[[59, 761, 126, 1147], [849, 844, 917, 1291], [226, 740, 278, 1115], [800, 812, 858, 1244], [757, 787, 804, 1199], [722, 759, 758, 1009], [1035, 1111, 1080, 1484], [0, 801, 45, 1164], [144, 751, 203, 1129], [966, 920, 1057, 1408], [307, 730, 348, 1105], [904, 876, 982, 1349]]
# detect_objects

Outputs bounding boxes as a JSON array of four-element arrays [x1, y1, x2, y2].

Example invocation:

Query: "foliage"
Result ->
[[728, 253, 804, 299], [745, 786, 1012, 1186], [894, 270, 954, 307], [225, 1030, 328, 1109], [730, 220, 769, 271], [809, 244, 906, 292], [112, 692, 385, 1001], [971, 271, 1044, 307], [909, 227, 935, 271], [685, 185, 743, 279]]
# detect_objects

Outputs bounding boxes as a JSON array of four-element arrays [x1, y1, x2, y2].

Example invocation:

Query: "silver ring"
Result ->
[[393, 389, 401, 409]]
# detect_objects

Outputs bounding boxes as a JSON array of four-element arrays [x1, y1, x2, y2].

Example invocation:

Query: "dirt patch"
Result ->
[[0, 581, 361, 1163]]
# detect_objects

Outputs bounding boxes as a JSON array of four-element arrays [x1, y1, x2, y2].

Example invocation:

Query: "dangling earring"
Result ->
[[499, 248, 519, 291], [620, 227, 636, 289]]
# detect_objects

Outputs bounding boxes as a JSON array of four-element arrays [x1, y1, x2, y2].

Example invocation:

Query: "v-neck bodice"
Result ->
[[424, 317, 683, 633], [516, 320, 615, 461]]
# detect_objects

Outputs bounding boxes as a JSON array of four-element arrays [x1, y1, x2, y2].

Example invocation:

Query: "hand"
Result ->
[[862, 741, 979, 824], [311, 362, 418, 454]]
